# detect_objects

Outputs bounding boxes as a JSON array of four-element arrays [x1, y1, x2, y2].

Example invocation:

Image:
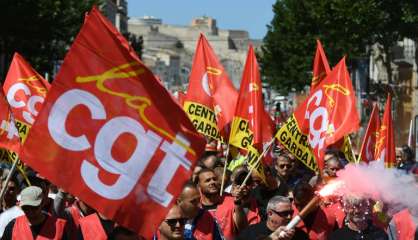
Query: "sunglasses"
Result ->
[[271, 209, 294, 217], [278, 164, 292, 169], [164, 218, 187, 226]]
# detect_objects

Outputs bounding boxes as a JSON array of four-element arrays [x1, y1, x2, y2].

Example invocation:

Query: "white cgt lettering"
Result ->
[[81, 116, 161, 200], [7, 83, 46, 124], [305, 90, 328, 151], [48, 88, 191, 204]]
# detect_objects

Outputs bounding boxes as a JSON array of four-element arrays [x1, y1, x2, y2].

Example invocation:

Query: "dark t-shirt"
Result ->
[[328, 223, 388, 240], [235, 221, 309, 240]]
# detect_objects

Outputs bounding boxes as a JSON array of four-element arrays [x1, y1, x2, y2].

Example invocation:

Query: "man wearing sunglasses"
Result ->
[[274, 154, 298, 191], [236, 196, 308, 240], [2, 186, 68, 240], [155, 205, 186, 240]]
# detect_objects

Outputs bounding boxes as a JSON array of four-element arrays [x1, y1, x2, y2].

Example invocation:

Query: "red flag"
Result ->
[[3, 53, 50, 142], [359, 103, 380, 163], [0, 91, 21, 154], [184, 34, 238, 141], [230, 45, 264, 150], [375, 94, 395, 167], [293, 57, 360, 171], [20, 7, 205, 238], [311, 40, 331, 90]]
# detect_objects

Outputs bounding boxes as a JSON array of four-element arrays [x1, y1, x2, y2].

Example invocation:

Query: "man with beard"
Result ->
[[155, 205, 186, 240], [328, 195, 388, 240], [176, 181, 223, 240], [196, 168, 247, 239], [230, 166, 261, 225]]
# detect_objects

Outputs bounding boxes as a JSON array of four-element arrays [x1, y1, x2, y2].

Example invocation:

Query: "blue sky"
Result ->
[[127, 0, 276, 39]]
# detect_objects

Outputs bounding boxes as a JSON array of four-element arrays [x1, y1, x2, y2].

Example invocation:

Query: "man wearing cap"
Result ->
[[1, 186, 67, 240]]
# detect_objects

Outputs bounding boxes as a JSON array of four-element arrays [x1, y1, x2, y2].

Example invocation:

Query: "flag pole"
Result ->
[[239, 138, 275, 188], [356, 135, 366, 163], [0, 159, 18, 207], [347, 136, 357, 163], [219, 144, 230, 196], [408, 119, 413, 148]]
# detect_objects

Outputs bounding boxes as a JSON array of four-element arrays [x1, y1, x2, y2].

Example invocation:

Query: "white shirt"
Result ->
[[0, 206, 24, 237]]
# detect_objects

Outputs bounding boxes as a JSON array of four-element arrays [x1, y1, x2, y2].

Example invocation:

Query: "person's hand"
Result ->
[[269, 226, 295, 240]]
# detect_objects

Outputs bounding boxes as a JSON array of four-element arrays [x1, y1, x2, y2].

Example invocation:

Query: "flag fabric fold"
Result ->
[[358, 103, 381, 163], [375, 94, 395, 167]]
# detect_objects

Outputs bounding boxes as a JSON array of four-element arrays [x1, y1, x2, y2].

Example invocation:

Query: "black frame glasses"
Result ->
[[164, 218, 187, 226], [271, 209, 294, 217]]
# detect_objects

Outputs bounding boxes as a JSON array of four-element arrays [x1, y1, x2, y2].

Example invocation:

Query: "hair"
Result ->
[[181, 181, 197, 193], [401, 144, 414, 162], [293, 181, 314, 202], [343, 195, 370, 207], [194, 168, 216, 185], [266, 196, 291, 211]]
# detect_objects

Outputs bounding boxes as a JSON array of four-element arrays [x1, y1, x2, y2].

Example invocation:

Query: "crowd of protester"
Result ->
[[0, 139, 416, 239]]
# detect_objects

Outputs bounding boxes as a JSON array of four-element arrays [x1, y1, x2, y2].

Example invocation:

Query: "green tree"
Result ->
[[0, 0, 101, 80], [260, 0, 418, 93]]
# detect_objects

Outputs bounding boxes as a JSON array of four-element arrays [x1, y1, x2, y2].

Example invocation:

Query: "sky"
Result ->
[[127, 0, 276, 39]]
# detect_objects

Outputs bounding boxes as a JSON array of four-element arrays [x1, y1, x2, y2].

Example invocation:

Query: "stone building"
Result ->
[[128, 15, 252, 89], [369, 38, 418, 147], [102, 0, 128, 34]]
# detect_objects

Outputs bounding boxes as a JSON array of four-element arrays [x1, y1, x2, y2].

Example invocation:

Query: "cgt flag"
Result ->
[[311, 40, 331, 90], [358, 103, 380, 163], [20, 7, 205, 238], [3, 52, 50, 143], [229, 45, 274, 180], [310, 40, 356, 164], [375, 94, 395, 167], [183, 34, 237, 142], [276, 58, 359, 171], [0, 90, 21, 155], [229, 45, 263, 151]]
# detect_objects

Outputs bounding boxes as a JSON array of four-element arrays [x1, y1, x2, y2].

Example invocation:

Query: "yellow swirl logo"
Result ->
[[18, 75, 48, 97], [322, 84, 350, 109], [76, 62, 195, 156]]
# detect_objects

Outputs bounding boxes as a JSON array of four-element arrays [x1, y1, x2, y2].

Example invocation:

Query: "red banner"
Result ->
[[311, 40, 331, 90], [0, 90, 21, 154], [293, 58, 359, 170], [184, 34, 237, 141], [229, 45, 264, 150], [375, 95, 395, 167], [3, 53, 50, 142], [359, 103, 380, 163], [20, 7, 205, 238]]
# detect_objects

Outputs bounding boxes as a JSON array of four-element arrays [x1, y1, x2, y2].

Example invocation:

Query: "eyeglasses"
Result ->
[[164, 218, 187, 227], [278, 164, 292, 169], [271, 209, 294, 217]]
